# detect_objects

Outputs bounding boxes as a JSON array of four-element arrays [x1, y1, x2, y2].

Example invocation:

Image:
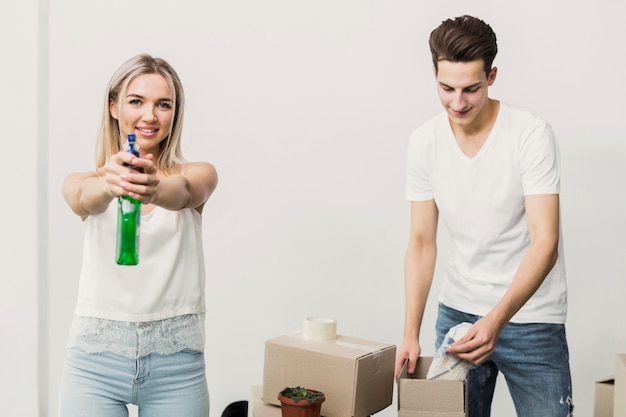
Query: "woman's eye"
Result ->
[[129, 99, 142, 105], [158, 102, 172, 110]]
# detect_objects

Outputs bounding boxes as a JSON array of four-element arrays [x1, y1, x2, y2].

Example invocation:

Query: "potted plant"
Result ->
[[277, 386, 326, 417]]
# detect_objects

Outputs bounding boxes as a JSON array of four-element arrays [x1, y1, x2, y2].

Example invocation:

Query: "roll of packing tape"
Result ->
[[302, 317, 337, 342]]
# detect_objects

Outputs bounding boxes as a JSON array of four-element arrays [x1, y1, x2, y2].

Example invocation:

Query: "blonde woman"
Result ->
[[59, 54, 217, 417]]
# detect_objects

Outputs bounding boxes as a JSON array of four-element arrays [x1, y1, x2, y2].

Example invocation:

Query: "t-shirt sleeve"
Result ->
[[519, 121, 561, 195], [405, 128, 434, 201]]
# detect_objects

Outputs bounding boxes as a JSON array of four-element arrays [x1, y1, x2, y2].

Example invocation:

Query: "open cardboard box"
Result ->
[[397, 357, 467, 417], [262, 334, 395, 417], [595, 354, 626, 417], [594, 377, 614, 417]]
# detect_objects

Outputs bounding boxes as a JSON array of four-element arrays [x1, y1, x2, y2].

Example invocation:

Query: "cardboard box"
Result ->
[[250, 386, 281, 417], [262, 334, 395, 417], [615, 355, 626, 417], [594, 377, 614, 417], [593, 354, 626, 417], [397, 357, 467, 417]]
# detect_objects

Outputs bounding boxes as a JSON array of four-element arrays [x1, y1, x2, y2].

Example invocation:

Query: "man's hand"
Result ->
[[395, 338, 421, 379], [445, 316, 501, 365]]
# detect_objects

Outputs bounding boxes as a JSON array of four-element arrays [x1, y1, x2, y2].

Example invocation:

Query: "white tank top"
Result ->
[[74, 202, 206, 322]]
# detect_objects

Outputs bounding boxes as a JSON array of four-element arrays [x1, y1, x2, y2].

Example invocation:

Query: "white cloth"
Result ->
[[74, 203, 206, 322], [405, 102, 567, 323], [427, 322, 473, 380]]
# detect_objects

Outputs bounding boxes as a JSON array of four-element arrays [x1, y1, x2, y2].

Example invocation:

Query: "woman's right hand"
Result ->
[[62, 150, 147, 218], [102, 150, 140, 198]]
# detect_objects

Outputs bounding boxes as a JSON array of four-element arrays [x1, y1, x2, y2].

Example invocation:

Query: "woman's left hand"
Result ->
[[119, 153, 160, 204]]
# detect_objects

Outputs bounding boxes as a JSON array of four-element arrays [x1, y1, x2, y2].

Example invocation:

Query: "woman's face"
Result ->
[[110, 73, 174, 156]]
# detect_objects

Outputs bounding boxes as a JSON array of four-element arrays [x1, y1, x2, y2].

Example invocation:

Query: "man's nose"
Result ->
[[452, 91, 466, 110]]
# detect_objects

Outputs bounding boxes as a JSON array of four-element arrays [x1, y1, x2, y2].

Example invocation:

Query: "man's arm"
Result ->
[[394, 199, 439, 378], [447, 193, 560, 364]]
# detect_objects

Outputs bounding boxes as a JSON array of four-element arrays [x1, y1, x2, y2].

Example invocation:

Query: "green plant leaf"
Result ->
[[279, 386, 325, 404]]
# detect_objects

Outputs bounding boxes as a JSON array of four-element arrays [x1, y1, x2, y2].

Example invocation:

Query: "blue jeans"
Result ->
[[59, 348, 210, 417], [436, 303, 573, 417]]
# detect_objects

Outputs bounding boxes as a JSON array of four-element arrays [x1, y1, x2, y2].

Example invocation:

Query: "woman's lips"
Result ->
[[136, 127, 159, 136]]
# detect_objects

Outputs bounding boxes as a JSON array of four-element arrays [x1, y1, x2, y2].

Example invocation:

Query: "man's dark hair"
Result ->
[[429, 15, 498, 76]]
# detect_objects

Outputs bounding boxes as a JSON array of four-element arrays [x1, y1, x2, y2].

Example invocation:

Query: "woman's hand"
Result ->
[[104, 151, 160, 204]]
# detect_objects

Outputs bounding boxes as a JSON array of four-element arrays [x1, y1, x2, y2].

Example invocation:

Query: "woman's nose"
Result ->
[[142, 105, 157, 121]]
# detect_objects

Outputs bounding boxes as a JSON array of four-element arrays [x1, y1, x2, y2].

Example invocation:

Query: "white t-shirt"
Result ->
[[405, 102, 567, 323]]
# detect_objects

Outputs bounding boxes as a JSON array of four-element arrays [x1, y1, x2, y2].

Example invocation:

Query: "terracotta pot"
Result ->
[[277, 390, 326, 417]]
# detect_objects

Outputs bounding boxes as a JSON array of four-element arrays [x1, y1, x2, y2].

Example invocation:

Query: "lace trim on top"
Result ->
[[67, 314, 205, 358]]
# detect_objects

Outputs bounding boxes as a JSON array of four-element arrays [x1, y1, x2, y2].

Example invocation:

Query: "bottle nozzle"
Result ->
[[125, 133, 139, 157]]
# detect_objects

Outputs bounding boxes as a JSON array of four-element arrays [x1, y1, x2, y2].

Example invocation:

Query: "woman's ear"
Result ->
[[109, 100, 119, 120]]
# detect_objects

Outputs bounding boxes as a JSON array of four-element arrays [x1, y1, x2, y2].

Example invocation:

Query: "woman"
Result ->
[[59, 54, 217, 417]]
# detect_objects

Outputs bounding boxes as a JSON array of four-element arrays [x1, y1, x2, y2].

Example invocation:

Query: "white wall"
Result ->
[[3, 1, 624, 417], [0, 0, 46, 416]]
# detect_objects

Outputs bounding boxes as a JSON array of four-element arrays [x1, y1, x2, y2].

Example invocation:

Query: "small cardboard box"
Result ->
[[250, 386, 280, 417], [593, 354, 626, 417], [262, 334, 395, 417], [397, 357, 467, 417], [594, 377, 614, 417], [615, 355, 626, 417]]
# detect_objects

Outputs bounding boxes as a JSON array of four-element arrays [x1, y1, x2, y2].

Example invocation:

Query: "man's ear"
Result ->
[[109, 100, 119, 120], [487, 66, 498, 86], [432, 65, 438, 79]]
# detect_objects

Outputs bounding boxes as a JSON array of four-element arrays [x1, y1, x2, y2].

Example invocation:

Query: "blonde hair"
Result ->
[[95, 54, 186, 172]]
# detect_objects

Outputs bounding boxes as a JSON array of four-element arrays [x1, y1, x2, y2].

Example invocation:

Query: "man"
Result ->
[[395, 15, 573, 416]]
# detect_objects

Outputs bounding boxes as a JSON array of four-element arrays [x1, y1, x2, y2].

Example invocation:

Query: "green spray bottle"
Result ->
[[115, 133, 141, 265]]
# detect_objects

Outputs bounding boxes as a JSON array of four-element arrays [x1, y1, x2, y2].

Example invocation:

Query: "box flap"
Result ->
[[615, 355, 626, 417], [353, 345, 396, 417], [596, 376, 615, 385], [267, 334, 392, 359], [399, 356, 432, 380]]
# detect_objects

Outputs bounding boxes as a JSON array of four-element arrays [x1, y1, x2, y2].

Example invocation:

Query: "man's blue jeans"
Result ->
[[59, 347, 210, 417], [436, 303, 574, 417]]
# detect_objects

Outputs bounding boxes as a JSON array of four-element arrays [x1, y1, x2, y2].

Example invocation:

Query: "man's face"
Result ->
[[434, 59, 497, 129]]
